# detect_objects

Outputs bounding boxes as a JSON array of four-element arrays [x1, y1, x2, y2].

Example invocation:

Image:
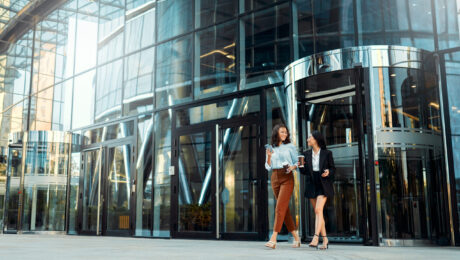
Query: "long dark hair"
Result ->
[[271, 124, 291, 147], [311, 130, 327, 149]]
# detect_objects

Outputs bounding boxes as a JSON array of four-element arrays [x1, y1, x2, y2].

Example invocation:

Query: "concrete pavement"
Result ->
[[0, 234, 459, 259]]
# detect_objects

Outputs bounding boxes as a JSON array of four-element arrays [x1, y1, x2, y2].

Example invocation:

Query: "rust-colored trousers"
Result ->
[[271, 169, 296, 233]]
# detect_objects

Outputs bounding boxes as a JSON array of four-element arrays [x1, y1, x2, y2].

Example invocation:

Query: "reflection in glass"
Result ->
[[97, 0, 125, 64], [125, 7, 155, 54], [22, 141, 70, 231], [195, 21, 237, 99], [0, 148, 6, 229], [178, 132, 212, 232], [4, 148, 22, 231], [106, 145, 131, 233], [156, 36, 193, 108], [75, 0, 98, 74], [176, 95, 260, 127], [95, 60, 123, 122], [81, 149, 103, 233], [72, 70, 95, 129], [195, 0, 237, 28], [123, 48, 154, 115], [240, 3, 290, 89], [153, 110, 171, 237], [220, 124, 258, 233], [68, 150, 81, 234], [135, 114, 153, 236], [83, 120, 135, 145], [157, 0, 193, 42]]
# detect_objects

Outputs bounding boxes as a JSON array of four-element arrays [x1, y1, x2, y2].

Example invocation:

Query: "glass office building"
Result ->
[[0, 0, 459, 246]]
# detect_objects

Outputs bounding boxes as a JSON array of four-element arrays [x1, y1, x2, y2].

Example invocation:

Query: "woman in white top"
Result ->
[[299, 130, 335, 250]]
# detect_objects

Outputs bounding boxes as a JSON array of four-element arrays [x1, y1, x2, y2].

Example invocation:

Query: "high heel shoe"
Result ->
[[320, 236, 329, 250], [292, 240, 301, 248], [309, 234, 319, 249], [264, 241, 277, 249]]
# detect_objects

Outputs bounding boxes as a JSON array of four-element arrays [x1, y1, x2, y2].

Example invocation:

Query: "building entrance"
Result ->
[[171, 113, 266, 240], [298, 68, 369, 243]]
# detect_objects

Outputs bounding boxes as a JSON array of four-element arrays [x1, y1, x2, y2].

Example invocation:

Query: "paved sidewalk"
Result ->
[[0, 234, 459, 259]]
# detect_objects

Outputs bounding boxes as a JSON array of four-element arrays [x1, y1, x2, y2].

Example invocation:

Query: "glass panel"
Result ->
[[195, 21, 237, 99], [435, 0, 460, 49], [68, 150, 81, 234], [72, 70, 95, 129], [4, 148, 22, 231], [97, 0, 125, 64], [314, 0, 355, 52], [95, 60, 123, 122], [106, 145, 132, 233], [81, 149, 103, 233], [83, 120, 135, 145], [195, 0, 237, 28], [157, 0, 193, 42], [153, 110, 171, 237], [74, 0, 98, 74], [156, 36, 193, 108], [176, 95, 260, 127], [125, 7, 155, 54], [52, 80, 73, 131], [178, 132, 212, 232], [135, 114, 153, 236], [22, 141, 70, 231], [219, 124, 258, 233], [240, 3, 290, 89], [240, 0, 283, 13], [123, 47, 154, 115]]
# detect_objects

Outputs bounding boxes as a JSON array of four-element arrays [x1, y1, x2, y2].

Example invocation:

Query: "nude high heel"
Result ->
[[264, 241, 277, 249]]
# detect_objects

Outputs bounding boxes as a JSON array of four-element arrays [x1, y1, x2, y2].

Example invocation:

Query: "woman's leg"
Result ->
[[309, 198, 320, 246], [268, 174, 281, 243], [310, 198, 327, 237], [314, 195, 328, 243]]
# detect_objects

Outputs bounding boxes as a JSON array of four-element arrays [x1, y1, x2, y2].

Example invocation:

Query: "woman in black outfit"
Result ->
[[298, 131, 335, 250]]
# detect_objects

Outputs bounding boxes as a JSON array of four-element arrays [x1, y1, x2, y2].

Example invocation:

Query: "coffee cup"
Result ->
[[298, 155, 305, 168], [282, 162, 289, 173]]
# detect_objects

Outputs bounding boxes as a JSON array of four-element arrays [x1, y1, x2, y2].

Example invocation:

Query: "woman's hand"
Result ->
[[266, 149, 273, 157], [321, 169, 329, 177], [287, 165, 297, 173]]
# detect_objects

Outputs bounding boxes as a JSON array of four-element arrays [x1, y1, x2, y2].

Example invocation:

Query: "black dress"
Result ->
[[299, 149, 336, 198]]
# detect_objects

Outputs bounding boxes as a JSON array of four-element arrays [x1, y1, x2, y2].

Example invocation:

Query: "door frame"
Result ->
[[170, 113, 265, 240], [77, 137, 135, 236], [298, 67, 374, 244]]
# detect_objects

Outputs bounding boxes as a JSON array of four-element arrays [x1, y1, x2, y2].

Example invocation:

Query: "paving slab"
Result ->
[[0, 234, 459, 260]]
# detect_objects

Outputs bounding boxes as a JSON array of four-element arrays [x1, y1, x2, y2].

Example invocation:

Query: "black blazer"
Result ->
[[299, 149, 336, 198]]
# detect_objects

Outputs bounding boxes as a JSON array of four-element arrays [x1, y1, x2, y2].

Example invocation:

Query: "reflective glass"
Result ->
[[125, 7, 156, 54], [95, 60, 123, 122], [195, 21, 237, 99], [83, 121, 134, 145], [97, 0, 125, 64], [178, 131, 212, 232], [156, 36, 193, 108], [72, 70, 95, 129], [0, 148, 6, 229], [219, 124, 258, 233], [135, 114, 153, 236], [68, 148, 81, 234], [444, 52, 460, 134], [372, 67, 440, 131], [4, 148, 22, 231], [52, 80, 73, 131], [314, 0, 355, 52], [75, 0, 98, 74], [22, 141, 70, 231], [157, 0, 193, 42], [195, 0, 237, 28], [153, 110, 171, 237], [436, 0, 460, 49], [240, 3, 290, 89], [240, 0, 285, 13], [81, 149, 103, 233], [294, 0, 314, 57], [452, 136, 460, 232], [123, 48, 154, 115], [106, 145, 132, 233], [176, 95, 260, 127]]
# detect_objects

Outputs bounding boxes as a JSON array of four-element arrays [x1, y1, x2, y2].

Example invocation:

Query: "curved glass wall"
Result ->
[[285, 46, 451, 245], [1, 131, 76, 232]]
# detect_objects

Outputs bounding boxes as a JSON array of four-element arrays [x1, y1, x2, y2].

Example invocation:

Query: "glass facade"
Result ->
[[0, 0, 459, 246]]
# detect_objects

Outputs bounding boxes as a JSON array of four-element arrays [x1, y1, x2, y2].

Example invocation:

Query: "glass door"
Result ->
[[172, 127, 216, 238], [3, 147, 22, 233], [79, 148, 103, 235], [102, 143, 133, 236], [300, 68, 368, 243], [218, 120, 261, 240]]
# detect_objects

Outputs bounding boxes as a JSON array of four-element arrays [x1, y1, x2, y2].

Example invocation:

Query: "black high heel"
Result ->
[[309, 234, 319, 249], [320, 236, 329, 250]]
